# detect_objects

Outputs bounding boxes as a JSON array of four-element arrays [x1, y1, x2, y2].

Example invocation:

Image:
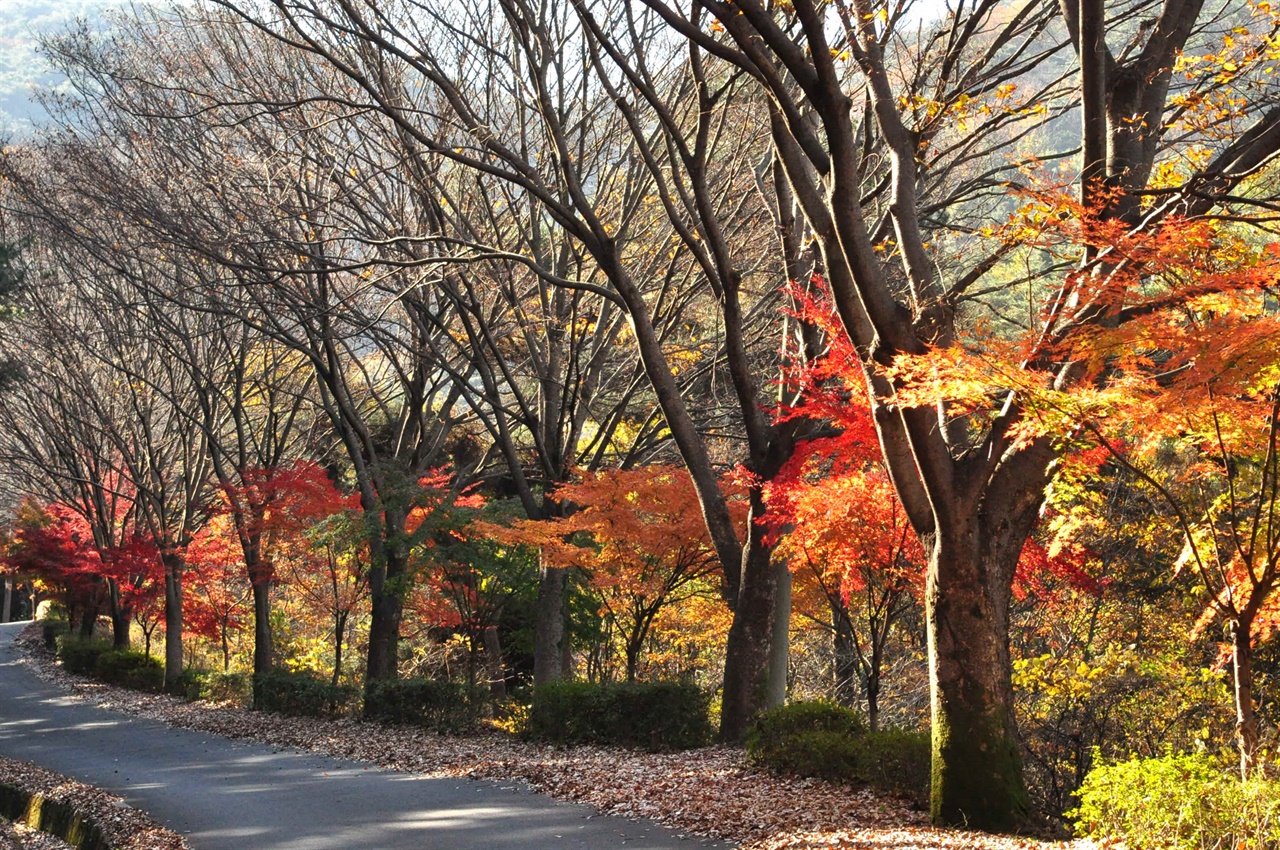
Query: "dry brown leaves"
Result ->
[[0, 756, 188, 850], [13, 625, 1089, 850], [0, 820, 75, 850]]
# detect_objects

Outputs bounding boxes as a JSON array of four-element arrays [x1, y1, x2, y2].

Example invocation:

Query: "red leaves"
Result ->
[[765, 280, 925, 603]]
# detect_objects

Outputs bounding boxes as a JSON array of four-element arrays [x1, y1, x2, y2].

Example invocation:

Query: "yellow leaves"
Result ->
[[897, 93, 943, 121], [668, 346, 704, 376], [1013, 650, 1122, 703]]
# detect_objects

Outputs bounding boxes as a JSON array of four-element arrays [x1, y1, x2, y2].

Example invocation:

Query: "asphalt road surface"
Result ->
[[0, 622, 729, 849]]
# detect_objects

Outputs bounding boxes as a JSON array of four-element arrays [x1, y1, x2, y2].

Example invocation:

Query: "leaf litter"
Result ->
[[12, 625, 1088, 850]]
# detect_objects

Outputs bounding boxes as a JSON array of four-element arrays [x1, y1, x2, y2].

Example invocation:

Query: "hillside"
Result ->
[[0, 0, 123, 134]]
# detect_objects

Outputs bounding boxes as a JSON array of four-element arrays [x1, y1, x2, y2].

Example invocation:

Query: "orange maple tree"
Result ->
[[768, 281, 1099, 727], [487, 466, 742, 681], [891, 192, 1280, 777]]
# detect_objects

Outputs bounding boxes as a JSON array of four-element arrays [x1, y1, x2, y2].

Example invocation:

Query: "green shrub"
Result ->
[[526, 680, 713, 751], [747, 702, 928, 802], [201, 671, 251, 704], [850, 729, 931, 806], [175, 668, 204, 701], [747, 701, 865, 780], [94, 649, 163, 692], [364, 678, 475, 732], [54, 637, 111, 676], [176, 669, 251, 704], [1070, 752, 1280, 849], [39, 617, 69, 649], [254, 669, 355, 718]]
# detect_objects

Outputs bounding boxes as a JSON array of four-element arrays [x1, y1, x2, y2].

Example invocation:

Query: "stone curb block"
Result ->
[[0, 781, 112, 850]]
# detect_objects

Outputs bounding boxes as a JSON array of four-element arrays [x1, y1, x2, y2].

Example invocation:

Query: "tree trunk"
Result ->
[[1232, 617, 1260, 780], [533, 558, 569, 687], [927, 527, 1026, 830], [77, 606, 96, 639], [2, 579, 11, 623], [625, 632, 642, 683], [483, 625, 506, 701], [107, 578, 131, 649], [720, 494, 779, 742], [249, 579, 273, 705], [161, 551, 184, 691], [833, 611, 860, 709], [332, 610, 348, 687], [364, 545, 405, 688], [767, 557, 792, 708], [249, 562, 273, 681], [866, 651, 881, 734]]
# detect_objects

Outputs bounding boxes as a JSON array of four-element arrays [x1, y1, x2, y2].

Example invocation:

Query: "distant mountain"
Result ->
[[0, 0, 127, 135]]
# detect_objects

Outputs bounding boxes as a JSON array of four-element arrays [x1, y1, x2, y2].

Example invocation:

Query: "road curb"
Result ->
[[0, 775, 111, 850]]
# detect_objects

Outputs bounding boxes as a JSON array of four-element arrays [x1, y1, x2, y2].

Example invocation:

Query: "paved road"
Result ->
[[0, 623, 728, 849]]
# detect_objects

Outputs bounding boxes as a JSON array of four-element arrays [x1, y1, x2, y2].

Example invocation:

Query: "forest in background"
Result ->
[[0, 0, 1279, 843]]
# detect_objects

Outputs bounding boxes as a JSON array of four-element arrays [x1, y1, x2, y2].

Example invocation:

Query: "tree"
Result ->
[[1014, 204, 1280, 779], [489, 465, 739, 681], [202, 0, 818, 739], [638, 0, 1280, 827], [3, 500, 106, 632], [408, 501, 540, 699], [273, 474, 370, 686], [185, 519, 251, 672], [766, 283, 925, 728]]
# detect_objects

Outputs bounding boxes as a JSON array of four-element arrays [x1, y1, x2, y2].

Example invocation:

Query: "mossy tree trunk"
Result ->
[[720, 490, 780, 742], [927, 525, 1027, 829]]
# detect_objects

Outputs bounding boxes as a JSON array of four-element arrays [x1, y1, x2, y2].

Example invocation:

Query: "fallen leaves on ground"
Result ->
[[0, 756, 188, 850], [0, 820, 75, 850], [13, 625, 1088, 850]]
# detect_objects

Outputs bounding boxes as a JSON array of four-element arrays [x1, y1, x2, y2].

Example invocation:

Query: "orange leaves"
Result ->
[[879, 187, 1280, 456], [403, 469, 484, 540], [497, 466, 739, 589], [486, 465, 738, 677], [767, 282, 925, 607]]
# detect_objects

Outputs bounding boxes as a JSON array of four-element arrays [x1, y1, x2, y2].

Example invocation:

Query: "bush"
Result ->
[[94, 650, 164, 692], [54, 637, 111, 676], [1071, 752, 1280, 850], [747, 702, 929, 803], [203, 671, 252, 704], [492, 689, 533, 736], [364, 678, 475, 732], [850, 729, 931, 806], [526, 680, 713, 751], [39, 617, 69, 649], [254, 669, 355, 718], [747, 701, 866, 780], [176, 669, 251, 704]]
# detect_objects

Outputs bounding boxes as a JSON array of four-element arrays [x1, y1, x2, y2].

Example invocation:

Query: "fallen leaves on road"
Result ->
[[13, 625, 1088, 850]]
